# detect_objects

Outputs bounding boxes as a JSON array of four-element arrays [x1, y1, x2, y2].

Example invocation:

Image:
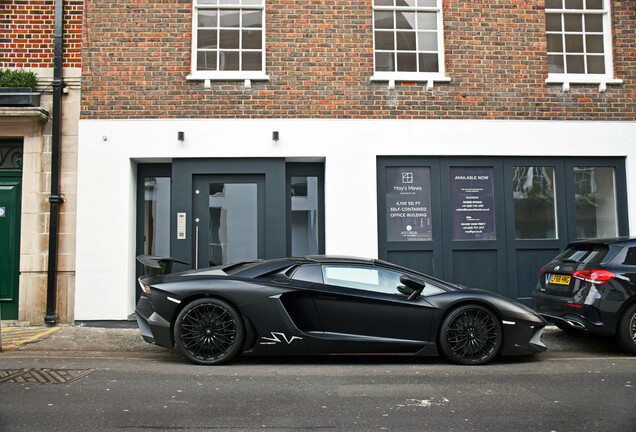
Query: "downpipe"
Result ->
[[44, 0, 65, 324]]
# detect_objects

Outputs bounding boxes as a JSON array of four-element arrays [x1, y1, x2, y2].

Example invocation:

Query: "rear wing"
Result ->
[[137, 255, 189, 277]]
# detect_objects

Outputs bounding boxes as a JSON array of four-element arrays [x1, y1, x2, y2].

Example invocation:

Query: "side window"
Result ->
[[621, 247, 636, 267], [291, 264, 323, 284], [321, 265, 403, 295]]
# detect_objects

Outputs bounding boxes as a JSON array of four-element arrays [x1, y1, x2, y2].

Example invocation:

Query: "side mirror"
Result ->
[[399, 275, 426, 300]]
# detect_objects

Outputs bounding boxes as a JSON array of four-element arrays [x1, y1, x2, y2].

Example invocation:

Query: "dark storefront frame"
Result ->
[[377, 156, 629, 303]]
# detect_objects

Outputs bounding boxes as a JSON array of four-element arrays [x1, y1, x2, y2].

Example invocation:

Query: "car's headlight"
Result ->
[[138, 279, 152, 295]]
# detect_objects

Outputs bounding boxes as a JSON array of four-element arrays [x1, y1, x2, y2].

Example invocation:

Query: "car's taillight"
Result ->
[[539, 267, 546, 276], [571, 269, 615, 284]]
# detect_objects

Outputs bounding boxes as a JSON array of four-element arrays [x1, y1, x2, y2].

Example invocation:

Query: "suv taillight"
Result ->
[[572, 269, 615, 284]]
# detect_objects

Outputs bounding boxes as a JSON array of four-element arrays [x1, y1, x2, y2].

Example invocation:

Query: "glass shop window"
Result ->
[[512, 166, 558, 239], [573, 166, 618, 238], [143, 177, 171, 256], [290, 176, 319, 256]]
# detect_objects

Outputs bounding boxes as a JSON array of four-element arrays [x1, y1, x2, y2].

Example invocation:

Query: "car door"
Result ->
[[309, 264, 436, 354]]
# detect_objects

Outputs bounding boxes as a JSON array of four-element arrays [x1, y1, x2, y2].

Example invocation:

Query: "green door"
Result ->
[[0, 174, 22, 320]]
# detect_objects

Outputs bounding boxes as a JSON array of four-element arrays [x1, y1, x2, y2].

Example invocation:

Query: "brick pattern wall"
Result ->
[[0, 0, 83, 68], [81, 0, 635, 120]]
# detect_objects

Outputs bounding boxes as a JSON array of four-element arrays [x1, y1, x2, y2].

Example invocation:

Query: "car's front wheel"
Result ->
[[174, 298, 245, 365], [616, 303, 636, 355], [439, 304, 502, 365]]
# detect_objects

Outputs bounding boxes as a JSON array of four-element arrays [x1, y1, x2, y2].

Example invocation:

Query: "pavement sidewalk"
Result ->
[[0, 321, 630, 359]]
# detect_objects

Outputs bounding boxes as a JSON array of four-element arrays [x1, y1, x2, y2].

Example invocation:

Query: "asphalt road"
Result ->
[[0, 329, 634, 432]]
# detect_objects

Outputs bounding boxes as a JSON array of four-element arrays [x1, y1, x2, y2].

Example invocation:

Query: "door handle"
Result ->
[[195, 225, 199, 270]]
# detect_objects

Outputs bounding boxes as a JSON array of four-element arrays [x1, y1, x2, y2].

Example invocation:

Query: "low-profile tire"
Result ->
[[173, 298, 245, 365], [616, 303, 636, 355], [439, 304, 502, 365]]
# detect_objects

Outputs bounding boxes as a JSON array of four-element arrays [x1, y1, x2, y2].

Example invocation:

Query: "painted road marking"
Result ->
[[0, 326, 59, 350]]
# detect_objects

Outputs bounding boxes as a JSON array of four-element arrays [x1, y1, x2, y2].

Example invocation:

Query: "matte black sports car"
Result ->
[[532, 237, 636, 354], [135, 255, 547, 365]]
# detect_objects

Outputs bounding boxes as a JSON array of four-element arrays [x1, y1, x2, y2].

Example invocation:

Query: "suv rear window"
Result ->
[[555, 244, 608, 266]]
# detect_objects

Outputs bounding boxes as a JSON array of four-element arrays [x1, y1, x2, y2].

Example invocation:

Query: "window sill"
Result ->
[[545, 74, 623, 92], [187, 73, 270, 89], [370, 73, 452, 90]]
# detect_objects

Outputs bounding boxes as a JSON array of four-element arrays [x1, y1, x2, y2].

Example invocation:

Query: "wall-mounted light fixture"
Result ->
[[177, 131, 185, 142], [272, 131, 279, 141]]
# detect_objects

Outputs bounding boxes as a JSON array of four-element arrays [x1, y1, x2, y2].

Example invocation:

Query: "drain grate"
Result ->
[[0, 368, 95, 384]]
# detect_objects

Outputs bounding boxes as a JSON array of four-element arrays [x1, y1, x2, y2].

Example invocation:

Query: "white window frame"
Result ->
[[187, 0, 269, 84], [544, 0, 621, 92], [370, 0, 450, 89]]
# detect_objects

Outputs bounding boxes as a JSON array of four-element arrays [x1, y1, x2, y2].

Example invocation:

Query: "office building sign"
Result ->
[[385, 167, 432, 241], [450, 166, 496, 240]]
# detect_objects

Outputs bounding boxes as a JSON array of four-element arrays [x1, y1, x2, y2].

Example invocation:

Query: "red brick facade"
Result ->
[[81, 0, 634, 120], [0, 0, 83, 68]]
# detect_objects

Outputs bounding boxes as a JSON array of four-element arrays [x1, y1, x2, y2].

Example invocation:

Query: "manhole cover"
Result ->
[[0, 368, 94, 384]]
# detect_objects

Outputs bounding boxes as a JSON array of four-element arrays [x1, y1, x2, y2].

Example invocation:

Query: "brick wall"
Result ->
[[0, 0, 83, 68], [81, 0, 635, 120]]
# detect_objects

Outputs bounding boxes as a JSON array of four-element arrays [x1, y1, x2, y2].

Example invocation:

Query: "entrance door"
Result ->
[[193, 175, 266, 268], [0, 174, 22, 319]]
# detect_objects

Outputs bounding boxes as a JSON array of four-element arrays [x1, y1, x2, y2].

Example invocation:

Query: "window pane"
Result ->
[[219, 30, 239, 48], [242, 29, 261, 49], [586, 55, 605, 74], [418, 32, 437, 51], [396, 0, 416, 6], [374, 0, 393, 6], [242, 52, 261, 70], [546, 13, 562, 31], [198, 10, 218, 27], [566, 54, 585, 73], [144, 177, 171, 256], [197, 51, 217, 70], [564, 14, 582, 31], [574, 167, 618, 239], [512, 167, 557, 240], [375, 31, 395, 50], [397, 52, 417, 71], [220, 9, 240, 27], [375, 11, 394, 29], [396, 31, 416, 50], [208, 183, 258, 266], [198, 30, 218, 49], [291, 176, 319, 256], [219, 51, 239, 70], [418, 0, 437, 6], [396, 12, 416, 29], [545, 0, 562, 8], [565, 34, 583, 53], [565, 0, 583, 8], [243, 10, 262, 28], [418, 53, 438, 72], [547, 34, 563, 52], [322, 266, 403, 295], [585, 14, 603, 32], [375, 52, 395, 71], [586, 34, 604, 53], [548, 54, 564, 73], [417, 12, 436, 30], [586, 0, 603, 10]]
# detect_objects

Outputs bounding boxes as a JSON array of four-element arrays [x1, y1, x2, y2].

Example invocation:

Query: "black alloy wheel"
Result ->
[[439, 304, 502, 365], [174, 298, 245, 365], [616, 303, 636, 355]]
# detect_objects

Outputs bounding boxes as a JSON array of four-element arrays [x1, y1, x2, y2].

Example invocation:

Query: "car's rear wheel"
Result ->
[[174, 298, 245, 365], [439, 304, 502, 365], [616, 303, 636, 355]]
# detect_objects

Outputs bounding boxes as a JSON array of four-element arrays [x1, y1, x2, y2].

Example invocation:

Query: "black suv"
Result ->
[[532, 237, 636, 354]]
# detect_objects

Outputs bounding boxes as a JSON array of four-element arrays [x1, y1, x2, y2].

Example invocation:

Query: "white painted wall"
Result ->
[[75, 119, 636, 319]]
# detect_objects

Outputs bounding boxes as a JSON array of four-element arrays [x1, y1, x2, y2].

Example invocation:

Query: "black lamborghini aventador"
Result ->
[[135, 255, 547, 365]]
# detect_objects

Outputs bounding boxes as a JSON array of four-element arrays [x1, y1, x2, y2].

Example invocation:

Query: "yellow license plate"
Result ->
[[549, 274, 571, 285]]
